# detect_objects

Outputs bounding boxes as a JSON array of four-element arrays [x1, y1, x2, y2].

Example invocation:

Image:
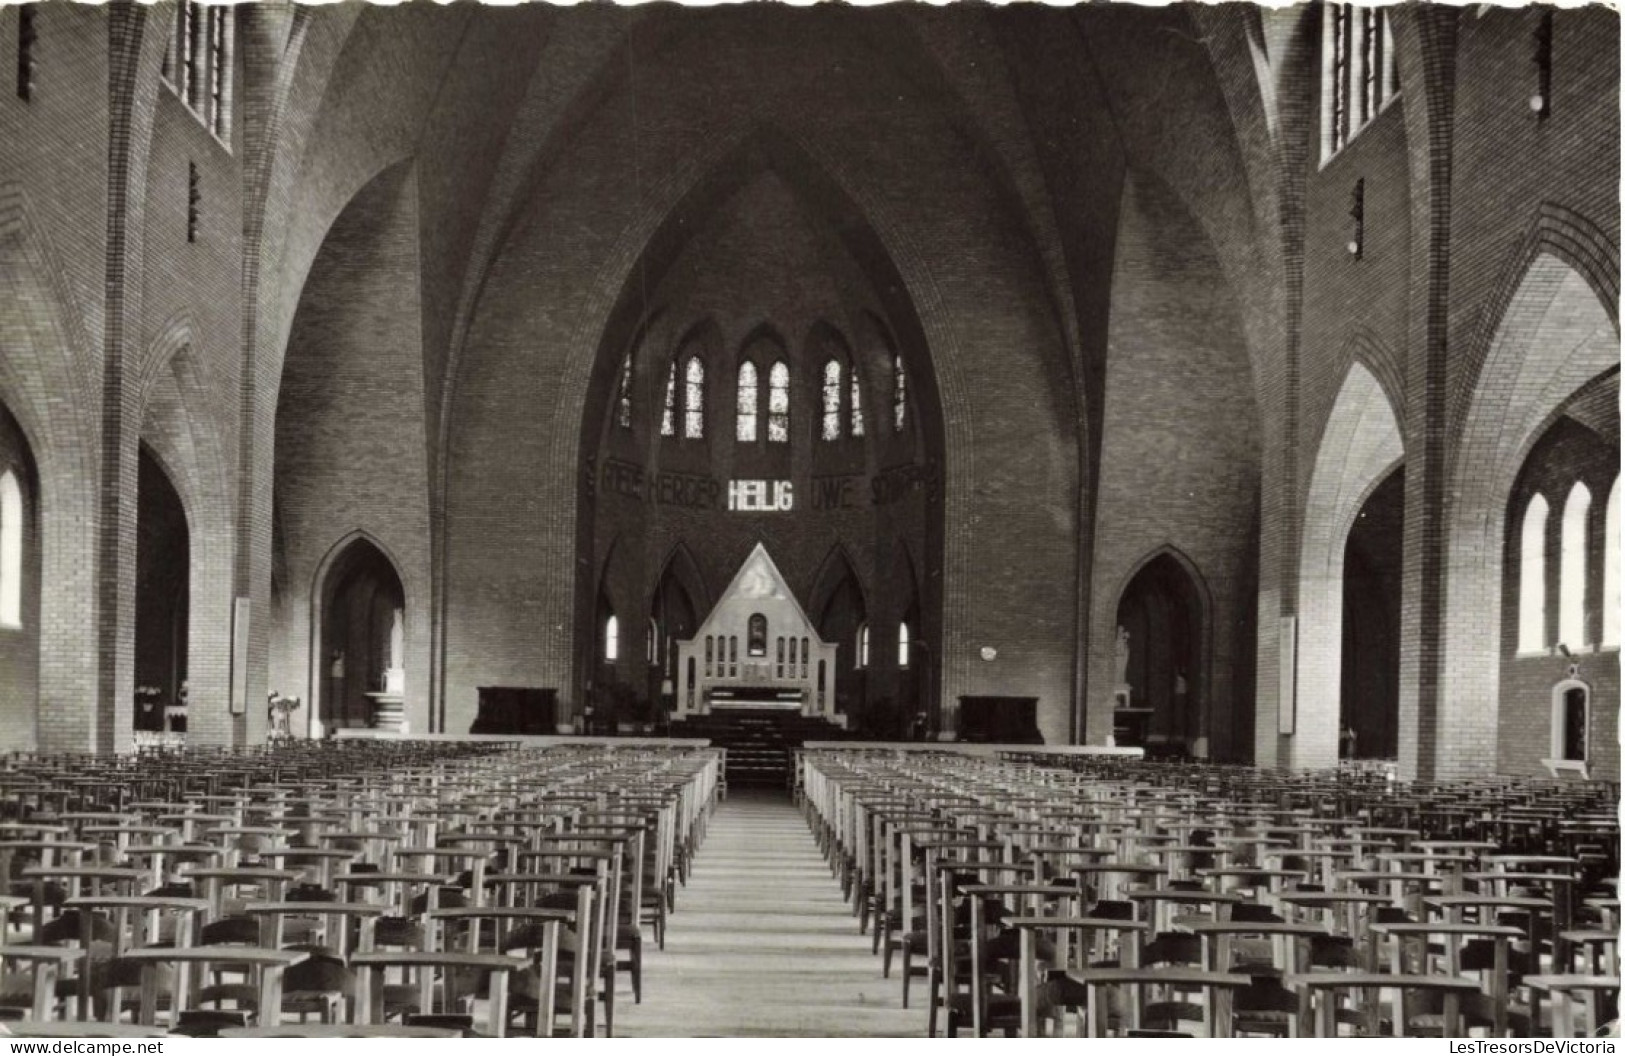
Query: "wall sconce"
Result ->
[[979, 646, 998, 662], [1531, 11, 1553, 120], [1347, 178, 1365, 259]]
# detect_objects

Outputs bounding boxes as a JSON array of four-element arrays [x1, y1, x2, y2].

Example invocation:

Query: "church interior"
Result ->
[[0, 0, 1618, 1039]]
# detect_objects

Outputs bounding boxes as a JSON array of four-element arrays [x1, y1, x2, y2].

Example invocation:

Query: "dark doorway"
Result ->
[[1340, 467, 1403, 759], [651, 553, 701, 709], [135, 446, 189, 733], [1115, 554, 1203, 753], [1561, 685, 1588, 762], [319, 538, 405, 731], [811, 551, 867, 725]]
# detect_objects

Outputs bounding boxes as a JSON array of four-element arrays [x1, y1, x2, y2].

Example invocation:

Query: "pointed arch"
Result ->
[[766, 360, 790, 444], [0, 187, 100, 751], [1110, 543, 1216, 628], [1296, 360, 1404, 768], [561, 126, 952, 722], [651, 540, 711, 622], [0, 469, 20, 629], [1517, 493, 1550, 655], [1442, 249, 1617, 778], [1559, 481, 1593, 651], [807, 320, 865, 443], [139, 320, 234, 745], [310, 531, 409, 735], [807, 542, 868, 623], [1113, 546, 1213, 754]]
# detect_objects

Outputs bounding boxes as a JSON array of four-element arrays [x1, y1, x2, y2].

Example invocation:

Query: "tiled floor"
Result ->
[[614, 792, 920, 1038]]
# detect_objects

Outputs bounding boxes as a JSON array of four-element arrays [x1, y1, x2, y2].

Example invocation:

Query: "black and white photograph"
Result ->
[[0, 0, 1619, 1040]]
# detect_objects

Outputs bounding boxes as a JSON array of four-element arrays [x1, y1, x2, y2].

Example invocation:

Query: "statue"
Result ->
[[1111, 626, 1132, 711], [268, 693, 300, 740], [1113, 626, 1131, 687]]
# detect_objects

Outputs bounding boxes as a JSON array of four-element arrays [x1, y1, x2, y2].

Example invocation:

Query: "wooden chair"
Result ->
[[351, 951, 526, 1038], [111, 946, 307, 1030], [1285, 972, 1481, 1037], [1066, 966, 1251, 1037]]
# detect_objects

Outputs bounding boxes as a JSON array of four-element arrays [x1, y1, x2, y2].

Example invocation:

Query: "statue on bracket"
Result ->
[[1112, 626, 1132, 708]]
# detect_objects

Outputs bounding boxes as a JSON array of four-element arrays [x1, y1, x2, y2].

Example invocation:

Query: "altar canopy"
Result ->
[[674, 544, 837, 718]]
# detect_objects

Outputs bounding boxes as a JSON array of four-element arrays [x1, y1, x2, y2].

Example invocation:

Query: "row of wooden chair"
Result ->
[[801, 749, 1619, 1038], [0, 740, 721, 1038]]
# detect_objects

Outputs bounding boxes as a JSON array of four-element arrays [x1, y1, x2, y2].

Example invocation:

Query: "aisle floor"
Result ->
[[614, 792, 920, 1038]]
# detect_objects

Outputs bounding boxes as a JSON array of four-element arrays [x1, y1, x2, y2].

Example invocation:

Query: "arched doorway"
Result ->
[[809, 547, 867, 726], [1115, 553, 1204, 756], [1340, 467, 1403, 759], [1297, 361, 1404, 769], [651, 547, 704, 715], [317, 538, 406, 733], [135, 446, 188, 736]]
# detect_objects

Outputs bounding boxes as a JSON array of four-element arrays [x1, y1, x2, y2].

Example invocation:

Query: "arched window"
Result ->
[[1519, 494, 1549, 654], [0, 470, 20, 628], [615, 353, 633, 429], [856, 623, 869, 668], [822, 359, 843, 442], [647, 618, 658, 664], [660, 362, 677, 437], [898, 621, 911, 668], [1321, 5, 1398, 161], [683, 356, 705, 439], [604, 614, 619, 662], [892, 354, 907, 433], [748, 613, 768, 656], [164, 0, 235, 140], [767, 361, 790, 443], [1605, 479, 1620, 649], [1560, 482, 1592, 649], [850, 368, 865, 438], [736, 361, 759, 442]]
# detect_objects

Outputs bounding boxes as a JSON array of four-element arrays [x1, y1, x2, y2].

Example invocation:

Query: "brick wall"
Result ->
[[2, 5, 1616, 769], [443, 11, 1079, 744], [269, 163, 433, 737], [576, 171, 930, 736], [1086, 172, 1260, 761], [1, 3, 109, 754]]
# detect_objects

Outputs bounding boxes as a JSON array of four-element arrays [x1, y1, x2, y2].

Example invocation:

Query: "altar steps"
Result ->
[[674, 710, 856, 790]]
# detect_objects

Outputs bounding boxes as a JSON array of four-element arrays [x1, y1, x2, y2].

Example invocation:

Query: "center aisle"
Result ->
[[615, 791, 919, 1038]]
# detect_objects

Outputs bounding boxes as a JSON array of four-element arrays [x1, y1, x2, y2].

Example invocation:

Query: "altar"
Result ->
[[673, 543, 837, 719]]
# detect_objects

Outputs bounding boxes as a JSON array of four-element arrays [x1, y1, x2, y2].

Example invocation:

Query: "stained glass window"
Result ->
[[737, 361, 759, 442], [822, 360, 842, 441], [892, 354, 907, 433], [660, 362, 676, 437], [767, 361, 790, 443], [684, 356, 705, 440], [850, 368, 865, 437], [616, 353, 633, 429], [1322, 5, 1397, 161]]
